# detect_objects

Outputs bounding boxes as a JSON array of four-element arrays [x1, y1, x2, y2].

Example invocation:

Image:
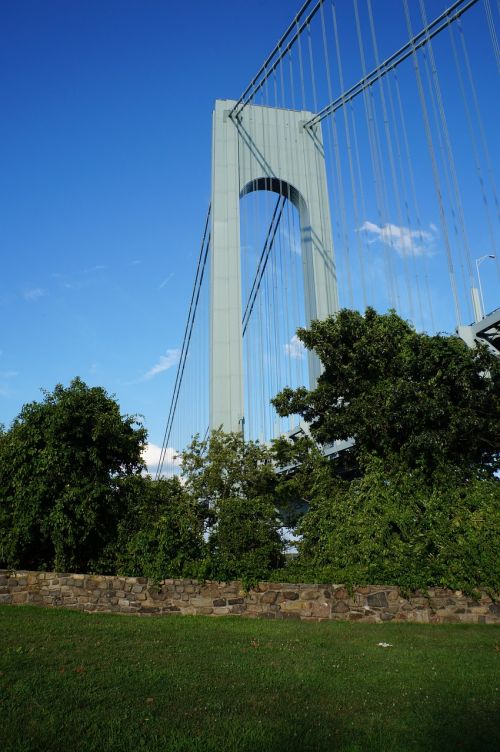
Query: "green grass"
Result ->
[[0, 606, 498, 752]]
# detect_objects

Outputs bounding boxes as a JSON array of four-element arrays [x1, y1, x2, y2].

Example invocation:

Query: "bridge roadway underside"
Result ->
[[458, 308, 500, 355]]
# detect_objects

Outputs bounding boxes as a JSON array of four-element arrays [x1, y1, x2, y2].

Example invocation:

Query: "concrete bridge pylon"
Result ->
[[210, 100, 338, 433]]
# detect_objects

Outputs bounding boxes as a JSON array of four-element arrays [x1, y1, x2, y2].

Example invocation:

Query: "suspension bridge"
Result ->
[[155, 0, 500, 477]]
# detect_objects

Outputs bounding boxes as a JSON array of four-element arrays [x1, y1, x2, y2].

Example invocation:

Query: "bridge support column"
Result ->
[[210, 99, 338, 433]]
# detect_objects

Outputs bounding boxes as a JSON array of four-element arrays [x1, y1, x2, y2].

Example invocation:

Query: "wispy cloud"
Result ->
[[159, 273, 173, 289], [142, 442, 180, 475], [358, 220, 438, 257], [142, 349, 180, 380], [23, 287, 46, 301], [83, 265, 107, 274], [0, 369, 17, 398], [284, 334, 306, 360]]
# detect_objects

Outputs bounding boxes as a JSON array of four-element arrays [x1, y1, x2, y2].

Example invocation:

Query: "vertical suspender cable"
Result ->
[[329, 0, 367, 309], [403, 0, 461, 327], [484, 0, 500, 73], [367, 0, 415, 321]]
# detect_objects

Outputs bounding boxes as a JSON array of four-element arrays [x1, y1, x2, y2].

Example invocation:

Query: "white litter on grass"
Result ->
[[378, 642, 393, 648]]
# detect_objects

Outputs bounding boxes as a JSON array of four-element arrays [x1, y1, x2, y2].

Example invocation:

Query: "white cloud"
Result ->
[[142, 349, 180, 380], [142, 442, 180, 475], [159, 273, 173, 289], [284, 334, 306, 360], [0, 370, 18, 379], [23, 287, 46, 301], [358, 220, 437, 257]]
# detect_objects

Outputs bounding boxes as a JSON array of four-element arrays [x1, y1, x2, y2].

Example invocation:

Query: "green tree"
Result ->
[[0, 378, 146, 573], [208, 495, 284, 583], [292, 457, 500, 593], [179, 430, 284, 581], [272, 308, 500, 477], [179, 429, 277, 523], [115, 475, 205, 581]]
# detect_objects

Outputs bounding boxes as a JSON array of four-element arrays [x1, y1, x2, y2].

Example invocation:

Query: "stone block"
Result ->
[[147, 590, 167, 601], [12, 593, 28, 603], [332, 601, 350, 613], [409, 611, 430, 623], [260, 591, 277, 605], [310, 603, 331, 618], [213, 598, 226, 607], [334, 587, 349, 600], [278, 591, 299, 602], [227, 597, 244, 605], [0, 594, 12, 604], [489, 603, 500, 616], [366, 592, 389, 609], [280, 599, 306, 611], [300, 589, 321, 600], [196, 607, 214, 615], [191, 596, 215, 608], [229, 604, 246, 614], [132, 584, 145, 594], [380, 611, 394, 621]]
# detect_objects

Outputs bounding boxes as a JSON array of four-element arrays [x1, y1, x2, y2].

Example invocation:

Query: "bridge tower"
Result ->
[[210, 100, 338, 433]]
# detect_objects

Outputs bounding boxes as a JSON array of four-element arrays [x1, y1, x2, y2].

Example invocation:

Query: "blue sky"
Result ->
[[0, 0, 287, 453], [1, 0, 498, 468]]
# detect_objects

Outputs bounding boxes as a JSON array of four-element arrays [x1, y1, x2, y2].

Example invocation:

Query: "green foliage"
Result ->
[[114, 475, 205, 581], [272, 308, 500, 477], [271, 434, 329, 522], [179, 429, 276, 513], [0, 378, 146, 573], [289, 456, 500, 593], [180, 430, 284, 582], [207, 496, 284, 584]]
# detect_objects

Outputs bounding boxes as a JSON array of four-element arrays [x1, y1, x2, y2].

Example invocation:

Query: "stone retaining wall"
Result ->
[[0, 570, 498, 623]]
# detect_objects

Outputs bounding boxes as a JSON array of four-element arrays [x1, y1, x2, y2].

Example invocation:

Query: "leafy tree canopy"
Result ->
[[0, 377, 146, 572], [114, 475, 205, 582], [287, 456, 500, 593], [272, 308, 500, 477], [179, 429, 277, 520], [179, 430, 284, 583]]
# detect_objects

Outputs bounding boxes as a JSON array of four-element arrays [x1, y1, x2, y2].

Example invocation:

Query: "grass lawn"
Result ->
[[0, 605, 498, 751]]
